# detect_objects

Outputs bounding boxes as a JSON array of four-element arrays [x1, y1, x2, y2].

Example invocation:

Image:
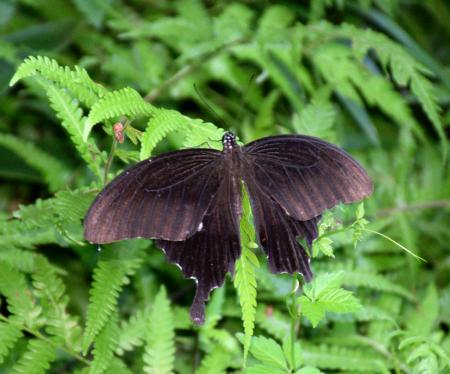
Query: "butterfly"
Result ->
[[84, 132, 373, 324]]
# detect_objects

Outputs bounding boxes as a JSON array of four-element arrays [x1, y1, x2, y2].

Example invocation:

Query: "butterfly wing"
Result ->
[[156, 165, 242, 324], [243, 135, 373, 221], [84, 149, 224, 243], [244, 172, 319, 280]]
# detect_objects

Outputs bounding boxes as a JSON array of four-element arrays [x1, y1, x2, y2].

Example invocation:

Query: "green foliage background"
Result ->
[[0, 1, 449, 373]]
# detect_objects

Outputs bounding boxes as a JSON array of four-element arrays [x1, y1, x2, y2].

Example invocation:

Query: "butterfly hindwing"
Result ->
[[244, 174, 319, 281], [156, 164, 242, 324], [84, 149, 224, 243], [243, 135, 373, 221]]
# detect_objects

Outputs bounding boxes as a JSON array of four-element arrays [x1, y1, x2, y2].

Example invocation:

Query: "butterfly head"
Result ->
[[222, 132, 237, 151]]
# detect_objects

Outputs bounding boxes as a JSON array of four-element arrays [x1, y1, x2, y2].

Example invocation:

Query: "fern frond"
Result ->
[[116, 308, 148, 355], [196, 347, 231, 374], [312, 43, 424, 142], [143, 287, 175, 374], [293, 96, 336, 141], [0, 247, 35, 273], [82, 245, 144, 353], [309, 22, 446, 156], [234, 187, 259, 364], [86, 87, 156, 137], [0, 133, 68, 192], [343, 270, 414, 301], [90, 312, 120, 374], [0, 223, 56, 248], [0, 321, 23, 363], [9, 188, 95, 246], [32, 256, 82, 349], [46, 83, 105, 178], [0, 262, 43, 328], [302, 343, 390, 372], [255, 307, 290, 341], [11, 339, 56, 374], [181, 119, 224, 149], [140, 108, 224, 159], [10, 55, 105, 106], [140, 109, 189, 159]]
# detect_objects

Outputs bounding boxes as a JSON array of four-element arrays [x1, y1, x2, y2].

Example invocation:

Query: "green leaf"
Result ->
[[0, 262, 43, 328], [301, 344, 389, 371], [0, 133, 68, 192], [406, 284, 439, 335], [248, 336, 288, 370], [293, 96, 335, 141], [140, 109, 190, 159], [11, 339, 56, 374], [116, 308, 148, 355], [295, 367, 324, 374], [143, 287, 175, 374], [46, 83, 104, 178], [89, 313, 120, 374], [299, 272, 361, 327], [0, 321, 23, 363], [82, 245, 144, 353], [196, 347, 231, 374], [234, 186, 259, 363], [10, 55, 105, 106], [244, 365, 285, 374], [32, 256, 82, 349], [86, 87, 156, 138]]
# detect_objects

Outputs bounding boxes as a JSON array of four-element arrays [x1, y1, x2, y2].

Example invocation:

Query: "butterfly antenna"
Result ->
[[194, 84, 227, 129], [235, 74, 255, 124]]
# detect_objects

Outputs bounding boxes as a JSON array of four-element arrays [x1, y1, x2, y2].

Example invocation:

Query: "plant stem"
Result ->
[[103, 138, 117, 185], [103, 118, 129, 185], [289, 274, 300, 371]]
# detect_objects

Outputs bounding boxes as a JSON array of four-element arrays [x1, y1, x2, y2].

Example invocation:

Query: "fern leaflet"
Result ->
[[32, 256, 82, 349], [89, 312, 120, 374], [0, 133, 68, 192], [0, 262, 43, 329], [116, 308, 148, 355], [143, 287, 175, 374], [140, 109, 189, 159], [86, 87, 156, 138], [11, 339, 56, 374], [82, 245, 144, 353], [234, 186, 259, 364], [301, 343, 390, 372], [0, 321, 23, 363], [46, 83, 104, 178], [196, 347, 231, 374], [10, 55, 105, 106]]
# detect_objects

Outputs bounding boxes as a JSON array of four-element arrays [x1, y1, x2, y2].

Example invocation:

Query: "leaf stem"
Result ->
[[363, 228, 426, 262], [103, 118, 129, 185]]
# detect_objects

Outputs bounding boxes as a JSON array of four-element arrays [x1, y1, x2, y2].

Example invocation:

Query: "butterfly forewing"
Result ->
[[84, 149, 224, 243], [156, 163, 242, 324], [243, 135, 373, 221]]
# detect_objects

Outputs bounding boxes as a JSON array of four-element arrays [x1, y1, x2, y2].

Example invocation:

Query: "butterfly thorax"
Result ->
[[222, 132, 238, 152]]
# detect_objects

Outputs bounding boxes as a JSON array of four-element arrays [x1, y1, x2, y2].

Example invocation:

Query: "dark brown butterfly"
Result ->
[[84, 132, 372, 324]]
